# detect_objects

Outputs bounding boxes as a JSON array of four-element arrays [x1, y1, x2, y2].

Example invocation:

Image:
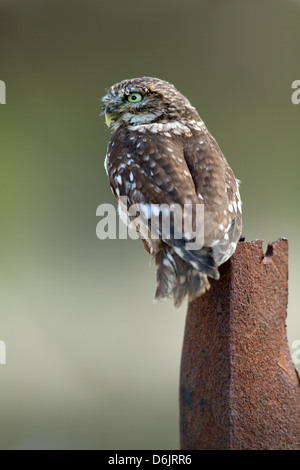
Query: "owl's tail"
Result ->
[[154, 245, 217, 308]]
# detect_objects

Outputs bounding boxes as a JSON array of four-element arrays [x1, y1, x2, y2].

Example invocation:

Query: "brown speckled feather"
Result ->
[[102, 77, 242, 306]]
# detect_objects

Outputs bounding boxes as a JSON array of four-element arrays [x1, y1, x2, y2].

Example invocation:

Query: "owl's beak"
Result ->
[[105, 112, 112, 128]]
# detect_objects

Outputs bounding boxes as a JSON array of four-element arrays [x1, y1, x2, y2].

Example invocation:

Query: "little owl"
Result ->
[[102, 77, 242, 307]]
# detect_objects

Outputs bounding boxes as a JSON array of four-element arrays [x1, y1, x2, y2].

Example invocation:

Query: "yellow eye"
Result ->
[[127, 92, 143, 103]]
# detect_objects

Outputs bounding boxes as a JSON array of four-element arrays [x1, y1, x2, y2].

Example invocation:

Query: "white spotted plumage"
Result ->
[[102, 77, 242, 307]]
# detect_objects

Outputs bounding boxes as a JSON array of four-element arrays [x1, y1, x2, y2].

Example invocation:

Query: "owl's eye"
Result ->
[[127, 92, 143, 103]]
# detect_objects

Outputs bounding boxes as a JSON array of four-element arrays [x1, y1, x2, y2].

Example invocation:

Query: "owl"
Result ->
[[102, 77, 242, 307]]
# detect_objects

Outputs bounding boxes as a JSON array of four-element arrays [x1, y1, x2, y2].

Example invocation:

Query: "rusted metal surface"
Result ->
[[180, 238, 300, 450]]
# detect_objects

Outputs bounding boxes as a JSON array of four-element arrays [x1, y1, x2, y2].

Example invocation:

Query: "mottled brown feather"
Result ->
[[102, 77, 242, 306]]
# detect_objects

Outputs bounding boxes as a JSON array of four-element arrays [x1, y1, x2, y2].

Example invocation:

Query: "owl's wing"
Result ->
[[183, 132, 242, 250], [106, 128, 197, 204], [106, 127, 219, 278]]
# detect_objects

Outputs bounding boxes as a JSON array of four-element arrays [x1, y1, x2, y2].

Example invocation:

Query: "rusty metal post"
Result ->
[[180, 239, 300, 450]]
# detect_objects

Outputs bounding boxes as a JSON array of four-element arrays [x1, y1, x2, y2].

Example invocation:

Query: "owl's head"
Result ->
[[102, 77, 198, 131]]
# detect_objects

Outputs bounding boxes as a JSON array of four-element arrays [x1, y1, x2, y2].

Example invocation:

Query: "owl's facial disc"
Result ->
[[102, 85, 164, 130]]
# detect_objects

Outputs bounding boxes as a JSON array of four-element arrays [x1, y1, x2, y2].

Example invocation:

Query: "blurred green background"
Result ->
[[0, 0, 299, 450]]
